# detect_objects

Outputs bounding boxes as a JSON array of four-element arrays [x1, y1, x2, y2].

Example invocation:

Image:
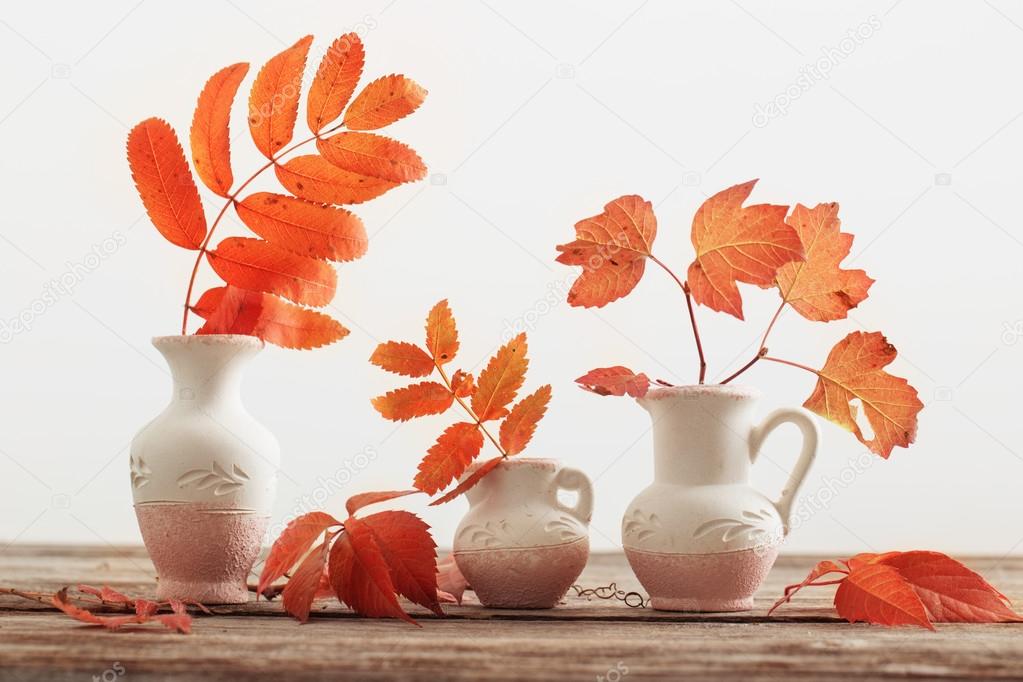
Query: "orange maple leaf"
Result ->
[[234, 192, 368, 263], [499, 385, 552, 455], [247, 35, 313, 159], [414, 422, 484, 494], [371, 381, 455, 422], [687, 180, 803, 319], [343, 74, 427, 131], [306, 33, 365, 134], [575, 366, 650, 398], [317, 132, 426, 183], [189, 63, 249, 197]]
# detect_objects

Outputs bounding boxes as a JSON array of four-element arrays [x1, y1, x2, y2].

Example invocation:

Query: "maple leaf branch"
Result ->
[[720, 299, 787, 385], [648, 254, 707, 384], [433, 362, 508, 458], [761, 355, 820, 376], [180, 120, 351, 335]]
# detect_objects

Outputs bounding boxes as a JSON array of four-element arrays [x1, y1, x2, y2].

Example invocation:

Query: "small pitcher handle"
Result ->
[[554, 466, 594, 524], [749, 407, 819, 535]]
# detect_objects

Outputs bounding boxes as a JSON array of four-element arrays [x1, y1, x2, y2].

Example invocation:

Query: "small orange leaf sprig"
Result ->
[[557, 182, 923, 459], [370, 300, 552, 503], [258, 490, 440, 625], [770, 550, 1023, 629], [127, 33, 427, 349]]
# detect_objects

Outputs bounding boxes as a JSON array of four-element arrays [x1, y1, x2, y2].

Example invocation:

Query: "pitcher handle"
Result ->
[[554, 466, 594, 524], [749, 407, 819, 535]]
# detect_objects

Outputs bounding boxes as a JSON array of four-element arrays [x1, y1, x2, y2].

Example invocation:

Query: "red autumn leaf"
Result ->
[[774, 202, 874, 321], [248, 35, 313, 159], [834, 563, 933, 629], [472, 333, 528, 421], [425, 299, 459, 364], [371, 381, 455, 421], [844, 552, 900, 572], [50, 588, 193, 634], [575, 366, 650, 398], [235, 192, 368, 262], [189, 62, 249, 197], [359, 510, 442, 616], [555, 195, 656, 308], [281, 541, 329, 623], [452, 370, 475, 398], [345, 490, 420, 517], [77, 584, 134, 605], [307, 33, 365, 134], [206, 237, 337, 307], [414, 422, 484, 494], [429, 456, 503, 505], [343, 74, 427, 131], [127, 118, 207, 250], [499, 384, 552, 455], [258, 511, 341, 597], [328, 517, 416, 624], [805, 331, 923, 458], [370, 341, 435, 378], [275, 154, 399, 205], [687, 180, 803, 320], [768, 559, 848, 615], [317, 132, 426, 183]]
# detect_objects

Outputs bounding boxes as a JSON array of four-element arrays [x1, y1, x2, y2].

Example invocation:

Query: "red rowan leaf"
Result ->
[[235, 192, 368, 262], [343, 74, 426, 131], [248, 35, 313, 159], [281, 541, 329, 623], [206, 237, 336, 307], [190, 63, 249, 197], [472, 333, 528, 421], [452, 370, 475, 398], [499, 384, 551, 455], [414, 422, 484, 494], [371, 382, 454, 421], [360, 510, 442, 615], [307, 33, 365, 133], [370, 341, 435, 378], [317, 132, 426, 183], [258, 511, 340, 596], [834, 563, 933, 629], [127, 118, 207, 249], [425, 300, 459, 364], [275, 154, 399, 205], [687, 180, 803, 319], [345, 490, 420, 517], [329, 517, 416, 624], [429, 456, 503, 505], [575, 366, 650, 398], [555, 195, 656, 307]]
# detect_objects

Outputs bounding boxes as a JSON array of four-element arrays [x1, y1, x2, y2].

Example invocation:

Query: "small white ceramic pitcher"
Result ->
[[130, 335, 279, 604], [622, 385, 818, 612], [453, 458, 593, 608]]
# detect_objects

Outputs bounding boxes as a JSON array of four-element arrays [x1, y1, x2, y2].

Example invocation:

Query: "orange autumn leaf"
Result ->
[[51, 588, 193, 634], [317, 132, 426, 183], [127, 118, 207, 250], [575, 366, 650, 398], [451, 370, 475, 398], [371, 381, 454, 422], [328, 517, 415, 625], [275, 154, 399, 205], [248, 35, 313, 159], [370, 341, 435, 378], [472, 333, 529, 422], [189, 62, 249, 197], [235, 192, 368, 262], [343, 74, 427, 131], [834, 563, 933, 629], [425, 299, 459, 364], [307, 33, 365, 134], [804, 331, 923, 458], [345, 490, 420, 517], [359, 510, 442, 616], [258, 511, 340, 596], [555, 195, 657, 308], [413, 422, 484, 494], [687, 180, 803, 320], [206, 237, 337, 307], [499, 385, 552, 455], [429, 456, 503, 506], [281, 541, 329, 622], [774, 202, 874, 321]]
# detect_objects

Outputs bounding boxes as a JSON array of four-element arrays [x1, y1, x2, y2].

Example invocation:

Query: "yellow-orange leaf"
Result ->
[[774, 202, 874, 322], [195, 286, 349, 349], [499, 385, 551, 455], [206, 237, 336, 307], [472, 333, 528, 422], [414, 422, 484, 494], [275, 155, 399, 205], [371, 382, 454, 422], [190, 62, 249, 197], [317, 132, 426, 183], [425, 299, 459, 364], [248, 35, 313, 159], [343, 74, 426, 131], [370, 341, 435, 378], [126, 118, 207, 250], [307, 33, 365, 134], [804, 331, 923, 458], [235, 192, 368, 262], [687, 180, 803, 320], [555, 195, 656, 308]]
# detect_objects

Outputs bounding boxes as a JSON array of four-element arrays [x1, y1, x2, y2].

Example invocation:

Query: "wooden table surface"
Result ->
[[1, 545, 1021, 681]]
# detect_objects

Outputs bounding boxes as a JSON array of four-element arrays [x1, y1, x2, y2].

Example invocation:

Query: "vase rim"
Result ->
[[464, 457, 559, 475], [640, 384, 761, 402], [152, 334, 265, 350]]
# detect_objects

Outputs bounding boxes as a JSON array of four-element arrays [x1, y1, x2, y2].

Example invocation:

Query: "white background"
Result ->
[[1, 0, 1021, 558]]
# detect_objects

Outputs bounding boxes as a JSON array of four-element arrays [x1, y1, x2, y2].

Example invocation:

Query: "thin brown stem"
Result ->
[[0, 587, 52, 606], [762, 355, 820, 376], [720, 347, 768, 385], [649, 254, 707, 384], [434, 362, 508, 457], [719, 300, 787, 385]]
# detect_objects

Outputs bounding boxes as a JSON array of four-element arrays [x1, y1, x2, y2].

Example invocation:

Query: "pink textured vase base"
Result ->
[[455, 537, 589, 609], [135, 503, 268, 604], [625, 544, 779, 612]]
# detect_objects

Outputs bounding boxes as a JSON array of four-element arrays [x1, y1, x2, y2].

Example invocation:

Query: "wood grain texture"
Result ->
[[1, 546, 1022, 681]]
